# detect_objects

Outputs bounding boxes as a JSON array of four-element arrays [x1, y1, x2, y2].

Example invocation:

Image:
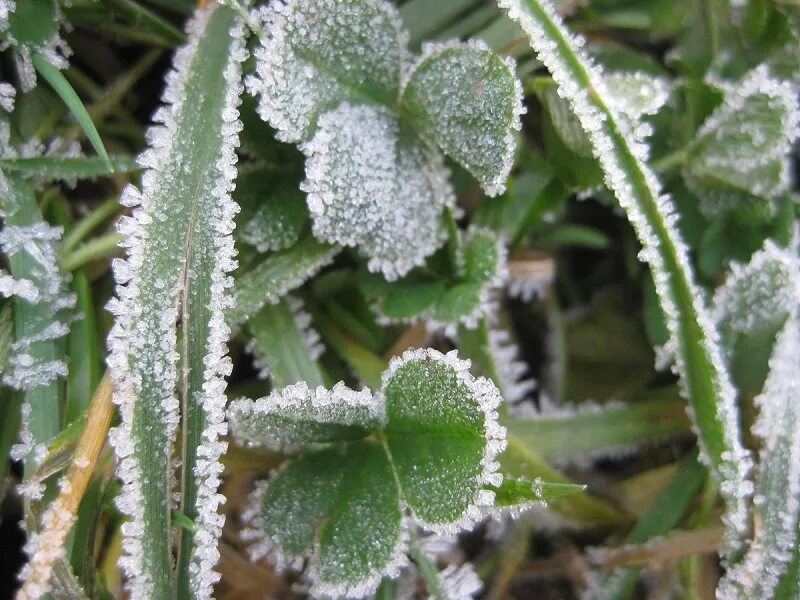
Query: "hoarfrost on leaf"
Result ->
[[713, 239, 800, 334], [683, 66, 800, 220], [247, 0, 405, 143], [376, 227, 507, 329], [718, 317, 800, 599], [381, 349, 507, 532], [235, 348, 511, 597], [228, 381, 384, 453], [238, 180, 308, 253], [302, 103, 452, 280], [402, 40, 524, 196]]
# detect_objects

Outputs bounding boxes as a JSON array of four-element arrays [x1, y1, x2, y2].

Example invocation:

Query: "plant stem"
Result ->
[[60, 196, 121, 254], [61, 232, 124, 272]]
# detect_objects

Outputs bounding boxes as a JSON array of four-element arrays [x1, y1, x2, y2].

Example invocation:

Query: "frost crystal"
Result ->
[[487, 326, 537, 407], [435, 562, 483, 599], [0, 81, 15, 112], [302, 103, 452, 280], [0, 218, 72, 393], [500, 0, 753, 554], [714, 239, 800, 333], [0, 270, 39, 302], [402, 39, 524, 196], [247, 0, 405, 143], [228, 381, 384, 452], [0, 0, 14, 30], [17, 476, 77, 600]]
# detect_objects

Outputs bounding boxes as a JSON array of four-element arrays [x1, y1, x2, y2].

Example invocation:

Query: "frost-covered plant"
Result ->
[[500, 0, 754, 555], [105, 5, 247, 598], [247, 0, 523, 280], [229, 348, 557, 597], [3, 0, 800, 599]]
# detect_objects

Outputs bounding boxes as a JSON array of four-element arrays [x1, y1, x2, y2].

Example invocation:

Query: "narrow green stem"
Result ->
[[60, 197, 121, 254], [652, 146, 690, 174], [60, 232, 123, 272]]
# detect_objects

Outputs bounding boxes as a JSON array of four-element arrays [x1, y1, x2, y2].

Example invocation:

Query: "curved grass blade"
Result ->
[[31, 52, 113, 172], [500, 0, 752, 553], [105, 5, 246, 598]]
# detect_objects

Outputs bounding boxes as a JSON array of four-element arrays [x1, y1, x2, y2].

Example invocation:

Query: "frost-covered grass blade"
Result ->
[[105, 5, 246, 597], [500, 0, 753, 554]]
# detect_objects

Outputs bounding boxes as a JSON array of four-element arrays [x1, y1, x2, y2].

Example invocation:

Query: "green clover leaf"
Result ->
[[230, 349, 508, 597]]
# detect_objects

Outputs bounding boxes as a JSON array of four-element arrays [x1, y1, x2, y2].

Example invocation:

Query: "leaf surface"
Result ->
[[249, 0, 405, 143], [402, 40, 523, 196]]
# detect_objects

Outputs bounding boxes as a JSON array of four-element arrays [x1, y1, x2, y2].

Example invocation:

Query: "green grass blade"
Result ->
[[0, 303, 22, 505], [1, 173, 71, 479], [31, 52, 113, 172], [500, 0, 751, 552], [587, 454, 707, 599], [400, 0, 483, 46], [229, 235, 339, 327], [247, 298, 326, 388], [505, 391, 691, 461], [105, 6, 246, 598], [722, 318, 800, 598], [0, 156, 138, 180]]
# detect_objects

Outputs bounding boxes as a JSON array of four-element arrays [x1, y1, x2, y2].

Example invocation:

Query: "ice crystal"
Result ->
[[500, 0, 752, 554], [434, 562, 483, 599], [487, 325, 537, 406], [3, 0, 71, 91], [604, 71, 669, 121], [714, 239, 800, 333], [228, 381, 384, 453], [0, 0, 14, 30], [0, 270, 39, 302], [302, 103, 452, 280], [247, 0, 405, 143], [0, 219, 72, 392], [104, 6, 247, 598], [718, 318, 800, 599], [17, 476, 77, 600], [506, 255, 555, 302], [402, 39, 524, 196], [684, 66, 799, 219], [0, 81, 15, 112]]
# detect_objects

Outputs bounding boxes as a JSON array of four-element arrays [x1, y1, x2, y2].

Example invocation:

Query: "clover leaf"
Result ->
[[376, 227, 507, 328], [683, 66, 799, 221], [230, 349, 509, 597], [402, 40, 524, 197], [248, 0, 523, 280]]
